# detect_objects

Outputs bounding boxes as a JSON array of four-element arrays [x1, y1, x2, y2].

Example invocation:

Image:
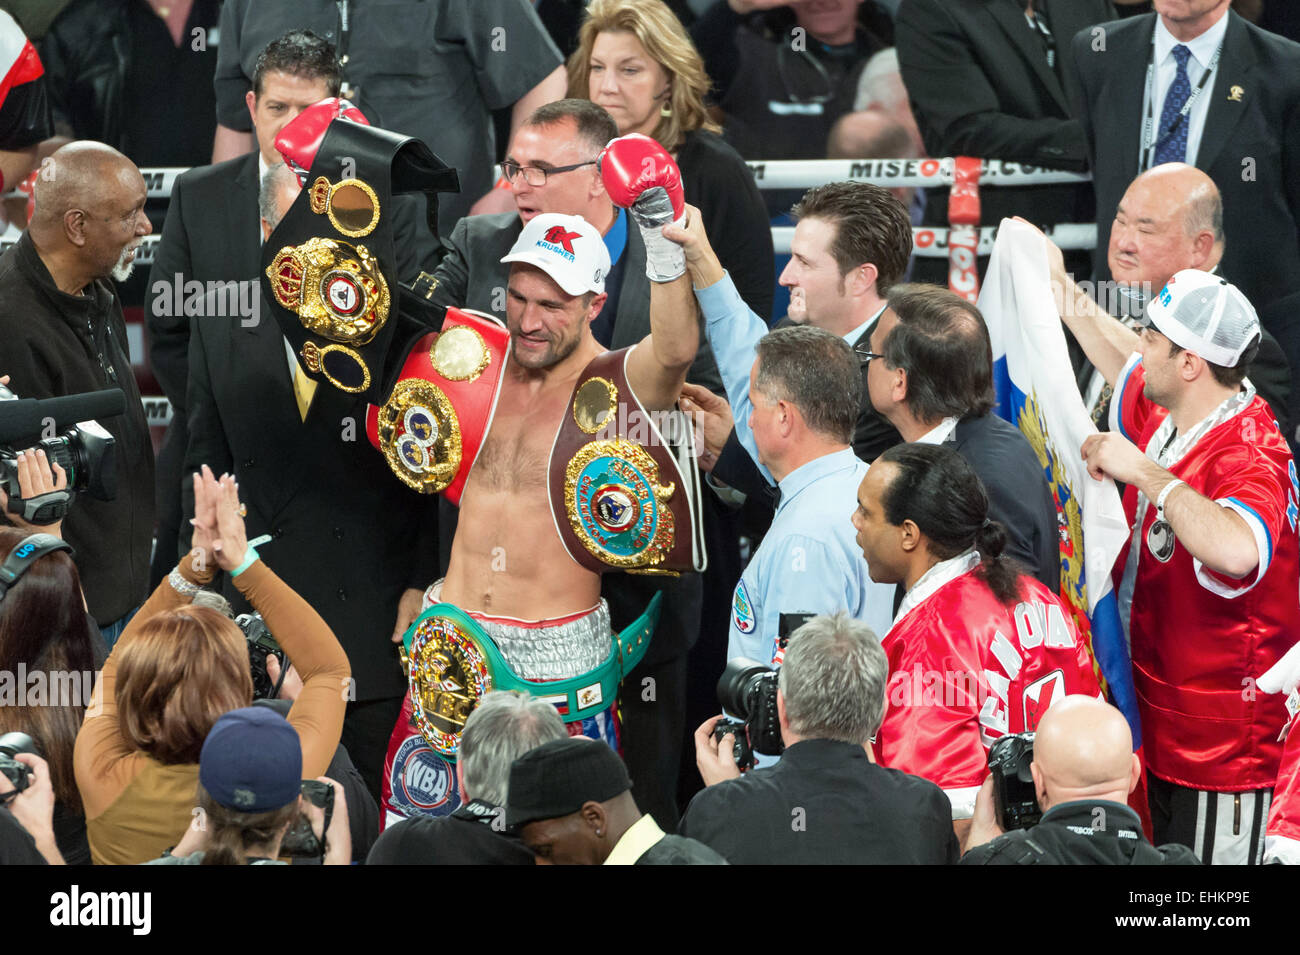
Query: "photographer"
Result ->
[[0, 430, 106, 865], [73, 465, 350, 864], [0, 752, 64, 864], [146, 707, 350, 865], [961, 696, 1199, 865], [681, 612, 957, 865]]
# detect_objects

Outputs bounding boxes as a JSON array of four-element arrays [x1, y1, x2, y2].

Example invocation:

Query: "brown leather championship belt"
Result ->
[[548, 348, 704, 576], [365, 307, 509, 506]]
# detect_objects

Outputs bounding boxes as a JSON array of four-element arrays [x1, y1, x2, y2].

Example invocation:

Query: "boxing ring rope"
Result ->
[[0, 158, 1093, 424]]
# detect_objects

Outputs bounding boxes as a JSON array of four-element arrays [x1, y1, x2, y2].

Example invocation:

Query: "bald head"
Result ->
[[32, 142, 141, 225], [1030, 696, 1139, 809], [1109, 163, 1222, 290], [27, 141, 151, 289]]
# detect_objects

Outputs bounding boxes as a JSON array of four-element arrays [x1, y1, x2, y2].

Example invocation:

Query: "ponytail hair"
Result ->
[[877, 443, 1025, 605], [195, 784, 298, 866]]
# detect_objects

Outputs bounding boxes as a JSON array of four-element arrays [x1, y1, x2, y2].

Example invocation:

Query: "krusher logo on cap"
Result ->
[[540, 225, 581, 261]]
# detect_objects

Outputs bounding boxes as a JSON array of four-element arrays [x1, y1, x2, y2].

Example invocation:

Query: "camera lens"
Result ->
[[716, 657, 770, 719], [0, 732, 36, 758]]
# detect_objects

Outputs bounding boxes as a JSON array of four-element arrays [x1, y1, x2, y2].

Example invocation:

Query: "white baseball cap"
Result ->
[[1144, 269, 1261, 368], [500, 212, 610, 296]]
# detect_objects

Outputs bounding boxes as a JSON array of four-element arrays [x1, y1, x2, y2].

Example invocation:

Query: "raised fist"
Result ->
[[275, 98, 371, 183]]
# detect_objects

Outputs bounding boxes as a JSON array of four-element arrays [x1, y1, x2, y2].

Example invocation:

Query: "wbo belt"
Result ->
[[365, 306, 508, 505], [400, 592, 661, 761]]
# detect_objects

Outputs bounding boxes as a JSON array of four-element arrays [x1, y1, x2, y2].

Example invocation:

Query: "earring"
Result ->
[[660, 100, 672, 118]]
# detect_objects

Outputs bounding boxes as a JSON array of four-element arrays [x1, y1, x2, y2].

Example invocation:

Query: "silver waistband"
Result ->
[[425, 580, 612, 680]]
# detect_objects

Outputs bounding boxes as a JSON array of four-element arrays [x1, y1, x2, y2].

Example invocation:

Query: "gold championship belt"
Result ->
[[365, 307, 509, 505], [261, 111, 460, 407], [547, 348, 706, 575]]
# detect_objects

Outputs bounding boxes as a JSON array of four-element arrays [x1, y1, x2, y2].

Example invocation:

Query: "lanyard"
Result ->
[[336, 1, 354, 98], [1141, 33, 1222, 171]]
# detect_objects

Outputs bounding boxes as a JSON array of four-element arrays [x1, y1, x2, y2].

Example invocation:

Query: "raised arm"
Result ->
[[1016, 217, 1137, 387], [602, 135, 700, 412]]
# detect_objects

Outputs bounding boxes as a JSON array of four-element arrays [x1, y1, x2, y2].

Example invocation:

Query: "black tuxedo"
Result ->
[[896, 0, 1115, 283], [1071, 11, 1300, 312]]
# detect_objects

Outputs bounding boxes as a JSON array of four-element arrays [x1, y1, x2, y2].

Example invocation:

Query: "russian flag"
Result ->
[[976, 219, 1143, 754]]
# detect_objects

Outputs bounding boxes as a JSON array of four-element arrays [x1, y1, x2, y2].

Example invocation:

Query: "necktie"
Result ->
[[1155, 45, 1193, 166], [292, 362, 317, 421]]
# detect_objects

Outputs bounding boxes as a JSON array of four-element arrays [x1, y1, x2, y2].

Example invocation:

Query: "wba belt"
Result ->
[[400, 592, 660, 760]]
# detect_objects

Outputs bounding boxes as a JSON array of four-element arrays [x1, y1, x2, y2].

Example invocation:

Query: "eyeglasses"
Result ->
[[853, 342, 884, 364], [500, 159, 597, 187]]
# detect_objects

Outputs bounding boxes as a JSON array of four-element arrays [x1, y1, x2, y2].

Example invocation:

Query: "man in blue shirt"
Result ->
[[661, 209, 896, 662]]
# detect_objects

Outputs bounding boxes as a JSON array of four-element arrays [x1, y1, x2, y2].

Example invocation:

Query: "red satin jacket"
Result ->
[[874, 557, 1101, 818]]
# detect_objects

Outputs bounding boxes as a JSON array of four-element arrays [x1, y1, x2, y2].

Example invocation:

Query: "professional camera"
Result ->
[[238, 612, 288, 700], [714, 657, 783, 769], [988, 731, 1041, 831], [0, 731, 36, 801], [281, 779, 335, 858], [0, 383, 123, 525]]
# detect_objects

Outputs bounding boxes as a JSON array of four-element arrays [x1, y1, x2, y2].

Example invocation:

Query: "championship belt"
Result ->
[[262, 115, 460, 405], [548, 348, 706, 575], [364, 307, 508, 506], [398, 592, 661, 760]]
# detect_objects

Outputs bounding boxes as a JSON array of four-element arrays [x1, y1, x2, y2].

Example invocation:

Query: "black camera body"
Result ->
[[988, 731, 1041, 831], [0, 731, 37, 799], [281, 779, 335, 858], [715, 657, 783, 769], [238, 612, 287, 700], [712, 717, 755, 770], [0, 383, 122, 525]]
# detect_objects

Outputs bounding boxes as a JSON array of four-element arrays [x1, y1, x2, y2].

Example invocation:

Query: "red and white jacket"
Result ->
[[874, 552, 1101, 818]]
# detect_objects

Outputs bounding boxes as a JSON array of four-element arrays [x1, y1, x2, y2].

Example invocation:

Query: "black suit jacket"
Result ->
[[896, 0, 1115, 237], [949, 413, 1060, 594], [1071, 11, 1300, 311], [678, 738, 959, 864], [184, 303, 440, 702]]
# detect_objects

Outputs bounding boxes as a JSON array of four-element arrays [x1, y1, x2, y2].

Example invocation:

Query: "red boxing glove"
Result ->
[[599, 133, 684, 221], [599, 133, 686, 282], [275, 97, 371, 184]]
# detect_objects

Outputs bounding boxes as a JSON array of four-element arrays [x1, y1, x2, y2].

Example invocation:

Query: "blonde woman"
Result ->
[[569, 0, 774, 321]]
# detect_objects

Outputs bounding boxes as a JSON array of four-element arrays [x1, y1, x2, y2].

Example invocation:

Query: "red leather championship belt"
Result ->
[[548, 348, 703, 576], [365, 307, 508, 506]]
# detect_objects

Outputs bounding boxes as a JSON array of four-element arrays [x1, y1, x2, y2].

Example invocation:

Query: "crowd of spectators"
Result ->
[[0, 0, 1298, 868]]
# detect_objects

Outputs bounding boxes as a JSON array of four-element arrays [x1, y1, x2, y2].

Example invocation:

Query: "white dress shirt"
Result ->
[[1139, 12, 1230, 169]]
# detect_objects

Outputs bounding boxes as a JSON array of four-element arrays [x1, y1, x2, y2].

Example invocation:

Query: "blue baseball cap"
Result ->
[[199, 707, 302, 812]]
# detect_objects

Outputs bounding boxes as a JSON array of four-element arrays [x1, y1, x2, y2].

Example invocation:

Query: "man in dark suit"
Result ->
[[895, 0, 1117, 284], [683, 611, 958, 865], [685, 180, 910, 503], [1070, 2, 1300, 317], [183, 159, 440, 800], [148, 30, 429, 593], [865, 284, 1061, 593], [426, 99, 717, 830]]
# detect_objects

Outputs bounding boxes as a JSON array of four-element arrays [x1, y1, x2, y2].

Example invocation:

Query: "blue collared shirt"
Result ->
[[726, 447, 895, 662], [694, 271, 779, 484]]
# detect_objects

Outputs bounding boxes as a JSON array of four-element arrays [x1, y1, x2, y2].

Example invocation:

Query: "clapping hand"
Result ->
[[190, 465, 250, 573]]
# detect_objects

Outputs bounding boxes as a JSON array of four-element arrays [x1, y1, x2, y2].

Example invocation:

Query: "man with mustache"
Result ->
[[0, 140, 155, 646]]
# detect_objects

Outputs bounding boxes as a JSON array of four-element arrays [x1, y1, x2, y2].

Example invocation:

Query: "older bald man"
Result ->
[[0, 141, 154, 644], [960, 697, 1199, 865], [1032, 162, 1291, 430]]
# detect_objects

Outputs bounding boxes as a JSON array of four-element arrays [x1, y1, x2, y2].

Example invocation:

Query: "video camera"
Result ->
[[713, 657, 783, 770], [0, 383, 123, 525], [988, 731, 1041, 831]]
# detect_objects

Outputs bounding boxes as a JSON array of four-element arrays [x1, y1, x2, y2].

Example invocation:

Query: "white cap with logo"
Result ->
[[1144, 269, 1261, 368], [500, 212, 610, 296]]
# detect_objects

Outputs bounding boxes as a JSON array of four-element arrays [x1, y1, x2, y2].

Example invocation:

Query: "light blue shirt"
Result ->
[[692, 272, 894, 660], [726, 447, 893, 663]]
